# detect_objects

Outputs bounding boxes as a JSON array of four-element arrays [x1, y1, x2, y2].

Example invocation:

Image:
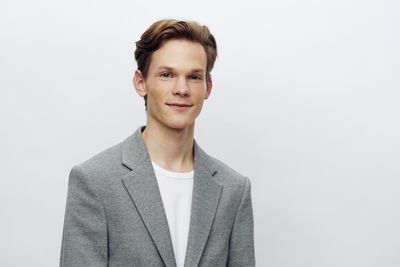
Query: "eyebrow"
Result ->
[[157, 66, 205, 73]]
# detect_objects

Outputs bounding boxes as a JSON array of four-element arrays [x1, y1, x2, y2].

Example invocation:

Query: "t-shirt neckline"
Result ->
[[151, 160, 194, 180]]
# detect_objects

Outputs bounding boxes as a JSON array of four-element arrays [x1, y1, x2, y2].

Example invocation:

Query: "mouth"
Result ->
[[166, 103, 193, 109]]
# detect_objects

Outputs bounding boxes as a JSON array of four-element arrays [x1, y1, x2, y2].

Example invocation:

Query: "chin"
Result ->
[[148, 109, 198, 131], [164, 119, 195, 131]]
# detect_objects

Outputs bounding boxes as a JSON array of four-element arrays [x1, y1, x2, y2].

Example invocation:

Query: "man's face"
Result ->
[[134, 39, 212, 131]]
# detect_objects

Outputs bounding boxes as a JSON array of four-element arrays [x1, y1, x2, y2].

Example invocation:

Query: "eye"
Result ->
[[190, 75, 202, 80], [161, 72, 172, 78]]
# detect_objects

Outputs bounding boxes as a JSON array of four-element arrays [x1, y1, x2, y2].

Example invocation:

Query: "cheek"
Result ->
[[192, 83, 206, 95], [147, 82, 171, 101], [196, 87, 208, 100]]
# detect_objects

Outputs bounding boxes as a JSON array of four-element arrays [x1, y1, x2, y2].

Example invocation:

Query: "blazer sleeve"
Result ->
[[227, 177, 256, 267], [60, 166, 108, 267]]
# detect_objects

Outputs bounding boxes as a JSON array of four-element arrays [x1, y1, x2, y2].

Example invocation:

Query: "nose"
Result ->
[[172, 77, 190, 96]]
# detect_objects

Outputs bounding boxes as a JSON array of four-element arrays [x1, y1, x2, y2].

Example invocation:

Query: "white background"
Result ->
[[1, 0, 399, 266]]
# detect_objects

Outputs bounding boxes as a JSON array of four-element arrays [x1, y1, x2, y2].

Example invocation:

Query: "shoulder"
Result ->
[[68, 141, 128, 188], [78, 142, 122, 173], [200, 150, 252, 212], [198, 147, 251, 190]]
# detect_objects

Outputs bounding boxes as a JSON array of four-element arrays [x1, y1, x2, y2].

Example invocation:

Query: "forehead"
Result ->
[[149, 39, 207, 72]]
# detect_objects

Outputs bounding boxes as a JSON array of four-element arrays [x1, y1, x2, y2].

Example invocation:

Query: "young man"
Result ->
[[60, 19, 255, 267]]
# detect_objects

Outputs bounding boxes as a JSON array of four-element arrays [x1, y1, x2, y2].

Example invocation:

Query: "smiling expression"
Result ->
[[134, 39, 212, 131]]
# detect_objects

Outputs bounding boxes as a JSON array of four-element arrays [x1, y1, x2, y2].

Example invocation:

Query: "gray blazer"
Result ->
[[60, 127, 255, 267]]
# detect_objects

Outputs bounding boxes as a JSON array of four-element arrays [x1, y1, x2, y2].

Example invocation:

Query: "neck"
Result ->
[[142, 120, 195, 172]]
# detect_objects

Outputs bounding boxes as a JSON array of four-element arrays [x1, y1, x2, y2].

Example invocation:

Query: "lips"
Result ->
[[166, 103, 193, 107]]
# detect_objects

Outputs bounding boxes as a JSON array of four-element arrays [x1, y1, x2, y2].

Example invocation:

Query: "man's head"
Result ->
[[135, 19, 217, 83], [134, 19, 217, 109], [132, 19, 218, 131]]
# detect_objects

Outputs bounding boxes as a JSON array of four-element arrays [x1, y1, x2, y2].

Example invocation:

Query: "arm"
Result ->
[[60, 166, 108, 267], [227, 177, 256, 267]]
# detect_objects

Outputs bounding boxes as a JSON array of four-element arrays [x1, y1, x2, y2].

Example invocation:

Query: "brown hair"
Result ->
[[135, 20, 218, 107]]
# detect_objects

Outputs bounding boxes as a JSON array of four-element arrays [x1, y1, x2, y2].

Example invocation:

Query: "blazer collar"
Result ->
[[121, 126, 223, 267]]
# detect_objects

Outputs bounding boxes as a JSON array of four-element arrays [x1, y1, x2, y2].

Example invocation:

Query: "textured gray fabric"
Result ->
[[60, 126, 255, 267]]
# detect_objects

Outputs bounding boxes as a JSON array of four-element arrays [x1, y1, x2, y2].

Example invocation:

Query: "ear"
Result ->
[[133, 69, 147, 97], [204, 74, 213, 100]]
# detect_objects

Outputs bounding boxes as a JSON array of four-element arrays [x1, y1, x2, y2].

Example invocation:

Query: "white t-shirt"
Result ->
[[151, 161, 194, 267]]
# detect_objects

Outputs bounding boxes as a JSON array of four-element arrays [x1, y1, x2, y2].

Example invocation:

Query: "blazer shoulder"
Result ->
[[70, 141, 126, 185], [206, 153, 249, 187], [80, 142, 121, 169], [204, 154, 252, 208]]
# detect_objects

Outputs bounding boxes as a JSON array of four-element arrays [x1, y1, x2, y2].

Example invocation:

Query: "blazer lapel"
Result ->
[[184, 141, 223, 267], [120, 127, 177, 267], [120, 127, 223, 267]]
